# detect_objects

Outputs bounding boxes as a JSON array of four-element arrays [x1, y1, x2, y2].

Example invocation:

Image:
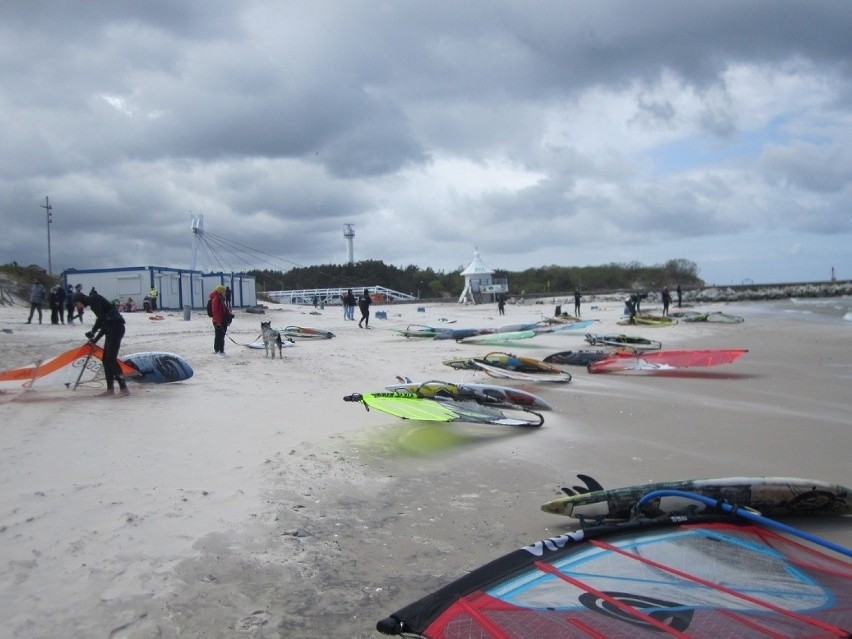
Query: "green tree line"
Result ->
[[248, 258, 703, 298]]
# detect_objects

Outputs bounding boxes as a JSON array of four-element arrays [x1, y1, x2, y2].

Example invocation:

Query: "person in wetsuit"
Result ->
[[73, 291, 129, 397]]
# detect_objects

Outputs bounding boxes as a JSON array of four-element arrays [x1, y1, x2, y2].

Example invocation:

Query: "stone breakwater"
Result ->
[[687, 281, 852, 303], [544, 281, 852, 307]]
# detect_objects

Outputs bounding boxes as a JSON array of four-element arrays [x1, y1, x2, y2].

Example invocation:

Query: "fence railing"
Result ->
[[265, 285, 417, 305]]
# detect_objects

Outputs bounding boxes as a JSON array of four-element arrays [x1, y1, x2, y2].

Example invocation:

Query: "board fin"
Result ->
[[577, 473, 605, 492]]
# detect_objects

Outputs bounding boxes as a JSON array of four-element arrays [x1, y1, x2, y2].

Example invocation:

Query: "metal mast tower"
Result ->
[[343, 223, 355, 264], [191, 214, 205, 272], [41, 196, 53, 274]]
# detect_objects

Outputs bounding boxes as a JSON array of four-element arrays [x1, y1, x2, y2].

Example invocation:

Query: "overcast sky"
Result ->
[[3, 1, 851, 285]]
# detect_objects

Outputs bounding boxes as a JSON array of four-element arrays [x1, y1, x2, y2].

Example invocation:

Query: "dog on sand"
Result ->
[[260, 321, 284, 358]]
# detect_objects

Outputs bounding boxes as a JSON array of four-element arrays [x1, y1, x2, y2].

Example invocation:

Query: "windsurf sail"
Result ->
[[344, 391, 544, 427], [387, 379, 553, 410], [589, 349, 748, 373], [0, 343, 138, 391], [377, 512, 852, 637], [459, 330, 536, 344], [535, 319, 598, 333]]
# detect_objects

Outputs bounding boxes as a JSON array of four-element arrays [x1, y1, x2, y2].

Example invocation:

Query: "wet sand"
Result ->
[[0, 297, 849, 638]]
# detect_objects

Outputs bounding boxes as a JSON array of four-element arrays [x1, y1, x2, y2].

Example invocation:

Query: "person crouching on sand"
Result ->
[[73, 291, 129, 397]]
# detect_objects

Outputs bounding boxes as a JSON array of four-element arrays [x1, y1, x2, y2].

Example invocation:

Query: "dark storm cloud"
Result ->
[[1, 1, 851, 282]]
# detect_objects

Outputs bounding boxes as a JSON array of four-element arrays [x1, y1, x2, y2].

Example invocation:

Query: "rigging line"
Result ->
[[198, 233, 239, 272], [200, 229, 356, 281], [590, 537, 850, 637], [204, 232, 268, 267], [200, 230, 305, 269], [533, 560, 692, 638], [199, 232, 284, 272]]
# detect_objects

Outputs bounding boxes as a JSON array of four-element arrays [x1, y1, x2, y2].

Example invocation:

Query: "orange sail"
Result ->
[[0, 343, 138, 390]]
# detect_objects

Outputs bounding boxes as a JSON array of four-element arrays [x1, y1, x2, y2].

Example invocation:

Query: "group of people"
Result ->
[[27, 281, 89, 325], [622, 284, 683, 320], [341, 289, 373, 327]]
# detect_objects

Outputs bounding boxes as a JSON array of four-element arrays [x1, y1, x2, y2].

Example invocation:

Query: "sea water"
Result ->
[[736, 295, 852, 326]]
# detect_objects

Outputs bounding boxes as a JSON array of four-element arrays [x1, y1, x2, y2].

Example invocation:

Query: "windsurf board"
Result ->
[[541, 475, 852, 519], [122, 352, 194, 383]]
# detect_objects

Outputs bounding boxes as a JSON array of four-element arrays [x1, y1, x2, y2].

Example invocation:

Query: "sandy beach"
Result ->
[[1, 294, 850, 638]]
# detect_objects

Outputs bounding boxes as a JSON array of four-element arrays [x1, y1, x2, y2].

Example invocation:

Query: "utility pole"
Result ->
[[41, 196, 53, 274]]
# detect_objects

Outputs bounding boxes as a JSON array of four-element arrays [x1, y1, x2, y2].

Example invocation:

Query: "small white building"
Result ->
[[63, 266, 256, 311], [458, 250, 507, 304]]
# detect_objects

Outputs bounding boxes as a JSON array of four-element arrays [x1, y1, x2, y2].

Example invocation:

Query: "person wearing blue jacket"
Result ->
[[73, 291, 129, 396]]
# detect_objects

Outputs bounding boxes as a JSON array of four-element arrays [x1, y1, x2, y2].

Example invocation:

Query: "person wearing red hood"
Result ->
[[210, 284, 232, 357]]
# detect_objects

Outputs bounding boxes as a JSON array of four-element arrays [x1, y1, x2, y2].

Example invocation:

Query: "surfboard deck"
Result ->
[[541, 476, 852, 519], [122, 352, 194, 383], [585, 333, 662, 350]]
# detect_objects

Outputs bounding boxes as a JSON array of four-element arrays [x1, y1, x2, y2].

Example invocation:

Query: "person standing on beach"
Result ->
[[73, 284, 85, 324], [48, 286, 62, 324], [661, 286, 672, 317], [343, 289, 354, 320], [64, 284, 75, 324], [26, 280, 46, 324], [358, 288, 371, 328], [55, 283, 66, 324], [210, 284, 232, 356], [497, 293, 505, 315], [573, 290, 582, 317], [676, 284, 682, 308], [148, 286, 159, 311], [72, 291, 128, 397]]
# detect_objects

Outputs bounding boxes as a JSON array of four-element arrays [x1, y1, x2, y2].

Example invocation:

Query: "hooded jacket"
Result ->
[[210, 291, 230, 326]]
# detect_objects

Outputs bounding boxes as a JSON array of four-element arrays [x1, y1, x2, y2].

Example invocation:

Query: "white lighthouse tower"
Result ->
[[343, 223, 355, 264]]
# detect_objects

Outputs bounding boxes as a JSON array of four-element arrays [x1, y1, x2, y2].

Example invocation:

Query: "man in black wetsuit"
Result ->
[[73, 291, 129, 397]]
